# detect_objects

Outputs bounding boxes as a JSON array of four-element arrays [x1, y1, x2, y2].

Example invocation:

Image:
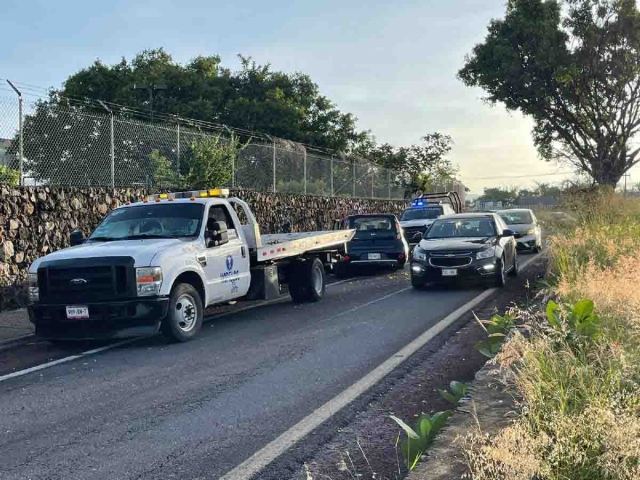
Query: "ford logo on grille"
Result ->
[[69, 278, 88, 287]]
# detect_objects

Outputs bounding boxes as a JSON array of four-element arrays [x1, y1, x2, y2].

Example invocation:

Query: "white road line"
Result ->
[[0, 338, 137, 382], [0, 275, 388, 383], [218, 251, 544, 480]]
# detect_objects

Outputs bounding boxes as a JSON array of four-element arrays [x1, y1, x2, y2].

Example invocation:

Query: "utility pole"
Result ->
[[133, 84, 167, 122]]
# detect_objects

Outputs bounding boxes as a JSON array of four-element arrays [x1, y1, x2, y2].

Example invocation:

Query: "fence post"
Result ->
[[6, 81, 24, 186], [176, 120, 180, 182], [388, 170, 391, 199], [303, 148, 307, 195], [98, 100, 114, 188], [272, 138, 277, 193], [330, 155, 334, 196], [371, 171, 374, 198], [110, 112, 115, 188], [352, 160, 356, 197]]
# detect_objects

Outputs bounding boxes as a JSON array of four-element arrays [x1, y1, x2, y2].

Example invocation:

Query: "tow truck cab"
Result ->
[[27, 189, 354, 343]]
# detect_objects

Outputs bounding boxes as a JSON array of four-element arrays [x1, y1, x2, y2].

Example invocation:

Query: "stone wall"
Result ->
[[0, 186, 406, 310]]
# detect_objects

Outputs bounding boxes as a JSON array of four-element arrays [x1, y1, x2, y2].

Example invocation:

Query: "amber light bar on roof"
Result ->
[[146, 189, 230, 202]]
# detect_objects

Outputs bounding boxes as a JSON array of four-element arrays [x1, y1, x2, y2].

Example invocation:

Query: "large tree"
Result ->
[[459, 0, 640, 186], [60, 49, 366, 151]]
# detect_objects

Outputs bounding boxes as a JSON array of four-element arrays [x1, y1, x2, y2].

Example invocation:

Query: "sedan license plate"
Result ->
[[66, 306, 89, 319], [442, 269, 458, 277], [368, 253, 382, 260]]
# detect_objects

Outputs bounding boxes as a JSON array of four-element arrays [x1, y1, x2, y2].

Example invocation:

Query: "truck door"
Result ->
[[203, 204, 251, 304]]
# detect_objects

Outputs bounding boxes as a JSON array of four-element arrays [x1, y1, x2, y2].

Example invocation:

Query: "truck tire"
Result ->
[[289, 258, 326, 303], [161, 283, 204, 343]]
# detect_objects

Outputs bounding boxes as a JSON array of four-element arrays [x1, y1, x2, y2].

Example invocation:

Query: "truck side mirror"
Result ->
[[70, 230, 85, 246], [206, 219, 229, 247]]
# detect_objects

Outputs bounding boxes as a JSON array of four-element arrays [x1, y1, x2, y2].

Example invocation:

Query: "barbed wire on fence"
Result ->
[[0, 87, 466, 201]]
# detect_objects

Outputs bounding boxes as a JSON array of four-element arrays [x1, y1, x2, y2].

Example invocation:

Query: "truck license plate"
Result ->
[[66, 306, 89, 319], [442, 269, 458, 277], [368, 253, 382, 260]]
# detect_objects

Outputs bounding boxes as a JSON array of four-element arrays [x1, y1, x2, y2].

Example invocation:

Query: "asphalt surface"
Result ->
[[0, 269, 486, 480]]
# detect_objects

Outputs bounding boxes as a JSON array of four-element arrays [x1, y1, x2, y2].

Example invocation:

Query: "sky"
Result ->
[[1, 0, 637, 195]]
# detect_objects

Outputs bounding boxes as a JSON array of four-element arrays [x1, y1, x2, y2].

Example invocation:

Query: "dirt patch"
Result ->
[[293, 256, 547, 480]]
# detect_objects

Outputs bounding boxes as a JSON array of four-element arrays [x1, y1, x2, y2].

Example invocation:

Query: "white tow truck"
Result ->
[[27, 189, 355, 342]]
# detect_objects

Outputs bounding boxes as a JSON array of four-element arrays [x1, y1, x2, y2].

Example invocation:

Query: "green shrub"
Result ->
[[0, 165, 19, 186]]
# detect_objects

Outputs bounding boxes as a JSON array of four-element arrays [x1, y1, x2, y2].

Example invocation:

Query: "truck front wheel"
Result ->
[[289, 258, 326, 303], [161, 283, 204, 342]]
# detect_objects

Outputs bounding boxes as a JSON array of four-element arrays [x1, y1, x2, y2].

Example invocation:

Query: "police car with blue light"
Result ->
[[400, 192, 462, 246], [27, 189, 355, 343]]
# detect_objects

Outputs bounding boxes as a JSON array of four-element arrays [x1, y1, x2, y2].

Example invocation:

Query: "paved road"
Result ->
[[0, 270, 485, 480]]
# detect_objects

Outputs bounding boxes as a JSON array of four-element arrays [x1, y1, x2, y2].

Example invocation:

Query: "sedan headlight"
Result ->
[[413, 248, 427, 261], [136, 267, 163, 297], [29, 273, 39, 302], [476, 246, 496, 259]]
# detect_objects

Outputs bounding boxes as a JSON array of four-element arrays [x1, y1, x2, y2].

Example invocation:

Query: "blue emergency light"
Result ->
[[411, 199, 426, 207]]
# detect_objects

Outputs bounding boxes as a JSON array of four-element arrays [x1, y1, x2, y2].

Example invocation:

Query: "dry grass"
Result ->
[[464, 190, 640, 480]]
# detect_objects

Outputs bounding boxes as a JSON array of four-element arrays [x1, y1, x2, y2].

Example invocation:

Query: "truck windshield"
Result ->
[[89, 203, 205, 241], [400, 207, 442, 221]]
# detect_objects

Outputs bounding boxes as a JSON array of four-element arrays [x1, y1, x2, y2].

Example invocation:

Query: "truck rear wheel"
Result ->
[[161, 283, 204, 343], [289, 258, 326, 303]]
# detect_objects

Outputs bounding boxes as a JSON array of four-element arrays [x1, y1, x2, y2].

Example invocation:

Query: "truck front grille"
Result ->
[[38, 257, 136, 304]]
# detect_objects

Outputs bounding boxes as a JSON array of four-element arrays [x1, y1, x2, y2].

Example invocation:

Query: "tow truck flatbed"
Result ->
[[258, 230, 354, 262]]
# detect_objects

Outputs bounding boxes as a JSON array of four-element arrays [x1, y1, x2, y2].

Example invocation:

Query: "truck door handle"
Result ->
[[241, 246, 246, 258]]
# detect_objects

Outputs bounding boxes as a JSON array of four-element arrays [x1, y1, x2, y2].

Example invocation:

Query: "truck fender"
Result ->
[[162, 267, 208, 307]]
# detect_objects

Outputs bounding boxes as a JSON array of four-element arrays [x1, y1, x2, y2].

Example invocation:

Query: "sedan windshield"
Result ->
[[499, 211, 533, 225], [400, 207, 442, 221], [426, 218, 496, 239], [89, 203, 205, 241]]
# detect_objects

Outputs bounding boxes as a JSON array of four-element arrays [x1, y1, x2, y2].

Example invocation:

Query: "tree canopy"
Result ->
[[459, 0, 640, 186], [60, 49, 366, 152]]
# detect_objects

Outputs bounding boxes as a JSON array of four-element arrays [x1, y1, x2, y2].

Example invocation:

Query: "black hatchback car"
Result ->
[[410, 213, 518, 289], [334, 214, 409, 277]]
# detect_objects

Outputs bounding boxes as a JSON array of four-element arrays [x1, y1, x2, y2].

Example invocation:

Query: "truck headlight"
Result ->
[[29, 273, 39, 302], [526, 229, 535, 235], [413, 247, 427, 261], [136, 267, 163, 297], [476, 246, 496, 259]]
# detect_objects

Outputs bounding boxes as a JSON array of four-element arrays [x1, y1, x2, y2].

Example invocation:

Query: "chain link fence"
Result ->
[[0, 93, 465, 201]]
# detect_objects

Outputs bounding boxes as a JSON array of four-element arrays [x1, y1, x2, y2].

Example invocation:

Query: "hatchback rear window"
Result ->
[[350, 217, 395, 231]]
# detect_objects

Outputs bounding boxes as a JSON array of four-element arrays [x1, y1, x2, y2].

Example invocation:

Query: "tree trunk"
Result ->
[[592, 157, 626, 187]]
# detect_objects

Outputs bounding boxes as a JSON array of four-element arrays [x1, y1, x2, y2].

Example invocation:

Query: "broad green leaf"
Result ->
[[572, 299, 594, 323], [438, 389, 457, 404], [430, 410, 451, 434], [390, 415, 419, 439], [418, 416, 433, 437], [450, 381, 467, 398]]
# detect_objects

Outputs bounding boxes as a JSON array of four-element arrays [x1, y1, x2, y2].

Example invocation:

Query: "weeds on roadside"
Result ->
[[439, 381, 468, 405], [390, 411, 451, 471], [463, 191, 640, 480]]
